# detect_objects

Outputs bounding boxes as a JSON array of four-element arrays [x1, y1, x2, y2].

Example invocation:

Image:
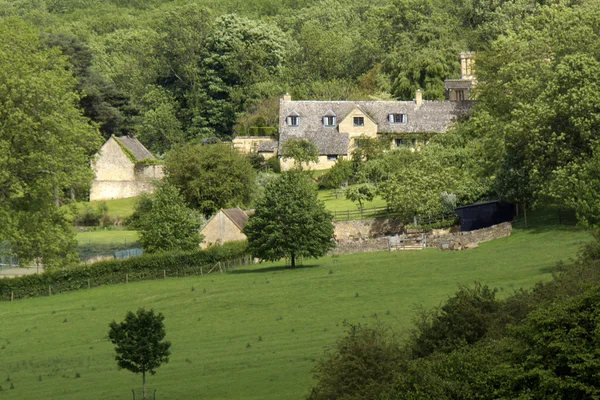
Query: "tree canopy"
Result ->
[[164, 143, 255, 217], [0, 18, 101, 268], [244, 171, 335, 268]]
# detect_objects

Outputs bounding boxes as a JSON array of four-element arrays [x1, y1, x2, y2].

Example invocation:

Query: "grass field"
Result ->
[[75, 197, 138, 219], [317, 188, 387, 211], [75, 230, 139, 246], [0, 222, 589, 399]]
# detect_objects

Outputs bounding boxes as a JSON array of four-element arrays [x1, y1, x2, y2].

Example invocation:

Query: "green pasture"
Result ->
[[0, 222, 590, 400], [74, 197, 138, 219], [317, 188, 387, 211], [75, 230, 139, 246]]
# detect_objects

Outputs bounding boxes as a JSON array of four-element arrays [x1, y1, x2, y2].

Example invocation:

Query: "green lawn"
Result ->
[[74, 197, 138, 219], [0, 224, 589, 400], [318, 187, 387, 211], [75, 230, 139, 246]]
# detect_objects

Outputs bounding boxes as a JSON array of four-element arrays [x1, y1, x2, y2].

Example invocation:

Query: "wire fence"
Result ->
[[2, 256, 256, 302]]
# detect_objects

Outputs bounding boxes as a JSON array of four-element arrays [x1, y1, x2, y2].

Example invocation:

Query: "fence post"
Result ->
[[347, 209, 350, 220], [87, 279, 90, 289], [163, 270, 166, 279], [49, 285, 52, 296], [11, 291, 13, 302], [126, 274, 128, 284], [200, 267, 203, 276]]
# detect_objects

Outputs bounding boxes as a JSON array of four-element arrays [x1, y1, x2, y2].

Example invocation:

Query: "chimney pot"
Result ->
[[283, 93, 291, 102]]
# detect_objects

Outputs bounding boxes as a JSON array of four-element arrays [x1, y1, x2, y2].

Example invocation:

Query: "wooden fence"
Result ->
[[331, 206, 456, 226]]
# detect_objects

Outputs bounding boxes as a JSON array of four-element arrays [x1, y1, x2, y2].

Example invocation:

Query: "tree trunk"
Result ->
[[290, 253, 296, 269], [523, 203, 528, 228], [142, 370, 146, 400]]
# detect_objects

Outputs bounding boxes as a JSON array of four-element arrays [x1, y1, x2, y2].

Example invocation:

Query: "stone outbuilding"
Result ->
[[90, 135, 164, 201], [200, 208, 249, 249]]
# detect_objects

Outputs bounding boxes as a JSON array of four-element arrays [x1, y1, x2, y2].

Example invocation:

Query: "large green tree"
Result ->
[[0, 18, 101, 268], [164, 143, 255, 216], [244, 171, 335, 268]]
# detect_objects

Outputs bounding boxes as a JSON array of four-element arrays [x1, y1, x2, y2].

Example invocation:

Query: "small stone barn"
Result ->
[[90, 136, 164, 201], [200, 208, 249, 249]]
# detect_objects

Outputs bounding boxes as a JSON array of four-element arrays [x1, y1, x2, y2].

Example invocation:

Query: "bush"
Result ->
[[0, 241, 249, 301], [309, 322, 405, 400], [265, 156, 281, 173]]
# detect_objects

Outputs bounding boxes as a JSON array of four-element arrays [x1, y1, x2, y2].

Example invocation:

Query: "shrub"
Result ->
[[309, 322, 405, 400]]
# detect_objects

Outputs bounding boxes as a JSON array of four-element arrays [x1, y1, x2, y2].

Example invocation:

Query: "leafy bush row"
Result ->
[[0, 241, 249, 301]]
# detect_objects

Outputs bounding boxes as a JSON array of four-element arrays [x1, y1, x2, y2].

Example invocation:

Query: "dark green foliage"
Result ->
[[309, 323, 405, 400], [244, 171, 334, 268], [0, 241, 249, 301], [409, 283, 500, 358], [165, 143, 255, 216], [109, 308, 171, 398], [135, 185, 203, 253], [318, 159, 354, 190]]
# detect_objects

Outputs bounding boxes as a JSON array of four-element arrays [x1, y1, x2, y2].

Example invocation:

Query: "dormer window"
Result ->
[[353, 117, 364, 127], [286, 114, 299, 126], [323, 116, 336, 127], [389, 113, 407, 124]]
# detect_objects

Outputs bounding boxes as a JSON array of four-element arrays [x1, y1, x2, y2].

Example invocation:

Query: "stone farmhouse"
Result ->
[[90, 135, 164, 201], [200, 208, 249, 248], [232, 52, 475, 171]]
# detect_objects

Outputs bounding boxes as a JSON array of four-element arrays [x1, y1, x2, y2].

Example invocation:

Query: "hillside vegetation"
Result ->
[[0, 224, 588, 399]]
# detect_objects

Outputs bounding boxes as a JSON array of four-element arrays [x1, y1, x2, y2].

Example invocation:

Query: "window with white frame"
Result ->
[[353, 117, 364, 126], [388, 113, 407, 124], [286, 115, 299, 126], [327, 154, 338, 161], [323, 116, 336, 127]]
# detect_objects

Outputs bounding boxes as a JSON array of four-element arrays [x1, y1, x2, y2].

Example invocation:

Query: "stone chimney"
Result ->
[[415, 89, 423, 107], [282, 93, 291, 102]]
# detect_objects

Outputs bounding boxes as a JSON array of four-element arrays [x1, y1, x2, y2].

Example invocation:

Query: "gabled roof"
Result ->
[[222, 208, 249, 231], [115, 136, 155, 161], [279, 100, 473, 138], [280, 131, 350, 156]]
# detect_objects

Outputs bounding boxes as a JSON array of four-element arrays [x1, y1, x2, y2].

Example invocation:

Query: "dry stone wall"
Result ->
[[333, 219, 404, 240], [426, 222, 512, 250]]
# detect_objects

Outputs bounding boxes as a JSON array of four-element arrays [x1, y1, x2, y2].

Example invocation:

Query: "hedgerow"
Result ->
[[0, 241, 249, 301]]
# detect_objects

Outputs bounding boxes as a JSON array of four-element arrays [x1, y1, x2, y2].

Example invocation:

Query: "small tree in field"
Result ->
[[244, 171, 335, 268], [108, 308, 171, 400]]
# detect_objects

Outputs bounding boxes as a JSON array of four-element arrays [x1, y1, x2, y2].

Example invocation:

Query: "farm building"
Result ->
[[454, 201, 516, 231], [200, 208, 249, 249], [90, 135, 163, 201]]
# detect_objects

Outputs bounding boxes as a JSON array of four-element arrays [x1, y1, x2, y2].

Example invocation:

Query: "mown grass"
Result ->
[[0, 222, 589, 399], [75, 230, 139, 246], [317, 188, 387, 211], [74, 197, 139, 219]]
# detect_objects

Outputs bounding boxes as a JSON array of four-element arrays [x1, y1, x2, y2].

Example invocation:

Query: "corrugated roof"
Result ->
[[115, 136, 155, 161], [223, 208, 249, 231]]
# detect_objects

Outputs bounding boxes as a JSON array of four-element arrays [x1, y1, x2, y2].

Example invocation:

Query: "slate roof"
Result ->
[[222, 208, 249, 231], [115, 136, 155, 161], [278, 100, 473, 155], [257, 140, 278, 152]]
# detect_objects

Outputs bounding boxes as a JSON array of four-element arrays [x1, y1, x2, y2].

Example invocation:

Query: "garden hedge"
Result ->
[[0, 241, 249, 301]]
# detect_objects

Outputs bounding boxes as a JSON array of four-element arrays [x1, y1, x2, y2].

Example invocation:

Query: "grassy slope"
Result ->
[[0, 225, 589, 399], [317, 188, 387, 211], [74, 197, 138, 219]]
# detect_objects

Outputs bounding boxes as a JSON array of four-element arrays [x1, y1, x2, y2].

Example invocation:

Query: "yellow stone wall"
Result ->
[[200, 211, 247, 249], [338, 107, 378, 149], [232, 136, 276, 154], [279, 155, 347, 172]]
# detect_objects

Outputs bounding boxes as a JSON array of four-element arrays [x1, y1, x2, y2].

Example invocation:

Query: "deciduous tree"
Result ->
[[244, 171, 334, 268], [108, 308, 171, 400]]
